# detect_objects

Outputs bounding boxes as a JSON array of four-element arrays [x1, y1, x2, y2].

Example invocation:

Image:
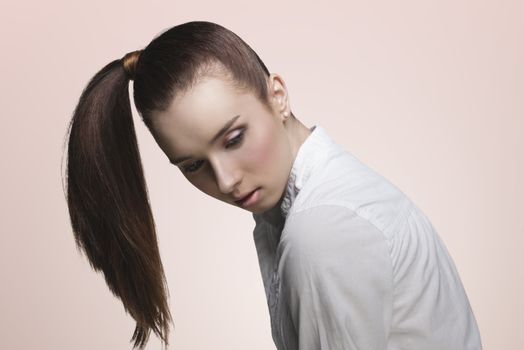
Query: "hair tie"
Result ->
[[121, 50, 142, 80]]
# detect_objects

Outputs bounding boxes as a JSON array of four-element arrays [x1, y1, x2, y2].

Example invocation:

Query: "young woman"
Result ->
[[64, 21, 483, 350]]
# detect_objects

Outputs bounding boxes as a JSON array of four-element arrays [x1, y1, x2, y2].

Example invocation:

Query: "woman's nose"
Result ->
[[209, 156, 241, 195]]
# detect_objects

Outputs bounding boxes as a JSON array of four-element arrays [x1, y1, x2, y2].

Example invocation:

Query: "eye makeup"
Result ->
[[181, 127, 246, 174]]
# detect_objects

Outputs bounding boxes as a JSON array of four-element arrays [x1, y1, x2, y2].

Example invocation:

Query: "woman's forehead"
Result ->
[[162, 77, 252, 123]]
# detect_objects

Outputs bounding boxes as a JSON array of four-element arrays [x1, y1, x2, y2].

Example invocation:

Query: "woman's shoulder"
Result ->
[[291, 150, 414, 238]]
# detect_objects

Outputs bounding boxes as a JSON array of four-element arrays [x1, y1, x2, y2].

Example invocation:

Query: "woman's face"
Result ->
[[149, 74, 294, 214]]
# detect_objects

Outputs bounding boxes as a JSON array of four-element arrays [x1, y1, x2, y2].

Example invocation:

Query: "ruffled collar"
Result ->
[[253, 124, 333, 227]]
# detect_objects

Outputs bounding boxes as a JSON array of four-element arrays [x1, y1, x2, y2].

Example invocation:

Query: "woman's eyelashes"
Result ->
[[182, 128, 246, 174], [182, 159, 204, 173], [225, 128, 245, 148]]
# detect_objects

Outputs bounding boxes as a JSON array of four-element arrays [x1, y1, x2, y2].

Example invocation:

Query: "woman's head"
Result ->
[[127, 22, 299, 214], [148, 70, 297, 213], [63, 20, 301, 349]]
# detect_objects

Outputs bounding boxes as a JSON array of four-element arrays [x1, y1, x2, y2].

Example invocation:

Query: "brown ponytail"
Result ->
[[63, 58, 172, 349]]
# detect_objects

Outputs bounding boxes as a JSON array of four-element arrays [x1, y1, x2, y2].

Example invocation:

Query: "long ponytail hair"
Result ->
[[62, 21, 286, 349]]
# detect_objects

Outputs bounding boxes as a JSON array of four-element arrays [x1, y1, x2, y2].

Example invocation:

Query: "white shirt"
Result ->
[[252, 125, 483, 350]]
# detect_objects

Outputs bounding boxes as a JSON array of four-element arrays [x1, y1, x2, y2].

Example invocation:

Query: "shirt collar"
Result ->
[[254, 124, 333, 226]]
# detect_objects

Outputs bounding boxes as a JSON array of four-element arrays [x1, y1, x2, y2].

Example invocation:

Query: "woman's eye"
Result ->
[[182, 160, 204, 173], [225, 129, 245, 148], [182, 128, 246, 174]]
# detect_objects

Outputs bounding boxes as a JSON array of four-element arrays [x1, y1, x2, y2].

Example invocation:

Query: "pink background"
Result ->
[[1, 1, 522, 349]]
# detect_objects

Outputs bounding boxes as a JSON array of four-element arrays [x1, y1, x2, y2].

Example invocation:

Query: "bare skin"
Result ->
[[149, 72, 312, 214]]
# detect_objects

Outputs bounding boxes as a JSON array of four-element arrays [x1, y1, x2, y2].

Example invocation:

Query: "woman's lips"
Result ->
[[235, 188, 260, 207]]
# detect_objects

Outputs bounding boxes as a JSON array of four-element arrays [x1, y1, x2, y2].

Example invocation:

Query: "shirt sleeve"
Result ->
[[276, 204, 393, 350]]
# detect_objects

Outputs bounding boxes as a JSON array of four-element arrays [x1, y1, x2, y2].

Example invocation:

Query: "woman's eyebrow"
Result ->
[[208, 114, 241, 145], [170, 114, 241, 165]]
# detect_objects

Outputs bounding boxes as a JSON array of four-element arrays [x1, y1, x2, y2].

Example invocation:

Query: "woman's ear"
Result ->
[[268, 73, 291, 120]]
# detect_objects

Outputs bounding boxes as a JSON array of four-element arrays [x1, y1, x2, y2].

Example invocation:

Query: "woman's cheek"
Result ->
[[243, 129, 275, 176]]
